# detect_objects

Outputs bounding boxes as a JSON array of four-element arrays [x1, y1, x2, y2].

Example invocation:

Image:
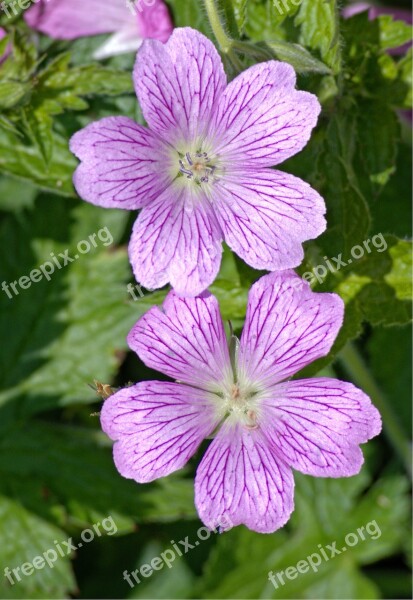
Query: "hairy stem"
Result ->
[[203, 0, 243, 71]]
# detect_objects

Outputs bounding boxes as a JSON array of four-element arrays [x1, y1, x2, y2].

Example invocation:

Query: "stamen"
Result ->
[[179, 160, 194, 179], [185, 152, 193, 166]]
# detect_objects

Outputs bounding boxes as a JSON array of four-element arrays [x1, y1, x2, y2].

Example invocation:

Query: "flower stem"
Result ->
[[339, 343, 412, 479], [203, 0, 243, 71]]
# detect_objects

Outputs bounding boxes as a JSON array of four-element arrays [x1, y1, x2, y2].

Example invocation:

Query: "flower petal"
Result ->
[[238, 271, 344, 386], [212, 61, 320, 168], [260, 378, 382, 477], [129, 181, 223, 295], [213, 169, 326, 271], [70, 117, 171, 210], [93, 28, 143, 60], [136, 0, 173, 43], [128, 290, 232, 392], [195, 421, 294, 533], [25, 0, 132, 39], [101, 381, 219, 483], [134, 27, 226, 143]]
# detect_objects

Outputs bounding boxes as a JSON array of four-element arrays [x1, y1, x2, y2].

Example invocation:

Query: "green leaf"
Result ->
[[295, 0, 341, 73], [367, 325, 412, 436], [377, 15, 413, 51], [0, 422, 197, 531], [231, 0, 249, 35], [167, 0, 211, 35], [0, 494, 75, 599], [384, 239, 412, 300], [357, 100, 400, 190], [0, 196, 137, 415], [233, 39, 331, 74], [0, 126, 77, 195]]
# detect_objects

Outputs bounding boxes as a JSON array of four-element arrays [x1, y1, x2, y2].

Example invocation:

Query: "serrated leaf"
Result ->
[[0, 126, 76, 195], [0, 422, 197, 531], [0, 495, 75, 599], [264, 40, 331, 73], [377, 15, 413, 51], [0, 196, 136, 415], [295, 0, 341, 73]]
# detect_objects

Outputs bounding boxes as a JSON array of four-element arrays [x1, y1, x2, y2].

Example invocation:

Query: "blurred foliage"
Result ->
[[0, 0, 411, 598]]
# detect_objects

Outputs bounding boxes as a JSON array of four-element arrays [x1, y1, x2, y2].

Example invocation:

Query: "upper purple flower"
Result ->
[[100, 270, 381, 533], [25, 0, 173, 59], [70, 28, 326, 296]]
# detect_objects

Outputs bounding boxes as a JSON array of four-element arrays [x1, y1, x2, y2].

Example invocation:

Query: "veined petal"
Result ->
[[129, 181, 223, 295], [261, 378, 382, 477], [195, 421, 294, 533], [128, 291, 232, 392], [25, 0, 133, 39], [134, 27, 227, 143], [212, 61, 320, 168], [213, 169, 326, 271], [238, 271, 344, 387], [70, 117, 171, 210], [101, 381, 219, 483]]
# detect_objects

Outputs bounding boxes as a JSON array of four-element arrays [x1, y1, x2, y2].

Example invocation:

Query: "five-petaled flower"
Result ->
[[100, 271, 381, 533], [70, 27, 326, 296], [25, 0, 172, 59]]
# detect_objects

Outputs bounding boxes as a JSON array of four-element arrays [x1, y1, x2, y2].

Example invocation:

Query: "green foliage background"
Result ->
[[0, 1, 411, 598]]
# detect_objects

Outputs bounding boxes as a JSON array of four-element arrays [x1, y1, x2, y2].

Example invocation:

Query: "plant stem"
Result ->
[[203, 0, 243, 71], [339, 343, 412, 479]]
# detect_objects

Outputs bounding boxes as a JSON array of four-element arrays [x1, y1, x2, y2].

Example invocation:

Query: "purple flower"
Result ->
[[100, 270, 381, 533], [70, 27, 326, 297], [24, 0, 172, 59]]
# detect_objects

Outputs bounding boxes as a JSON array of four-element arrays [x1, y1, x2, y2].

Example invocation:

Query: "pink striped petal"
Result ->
[[211, 61, 320, 168], [101, 381, 219, 483], [260, 378, 382, 477], [128, 291, 232, 392], [213, 169, 326, 271], [128, 181, 223, 295], [134, 27, 226, 144], [195, 421, 294, 533], [70, 117, 171, 210], [238, 271, 344, 387], [136, 0, 173, 43], [25, 0, 133, 39]]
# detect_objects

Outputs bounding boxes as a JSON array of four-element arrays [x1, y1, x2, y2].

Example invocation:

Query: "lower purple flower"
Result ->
[[101, 271, 382, 533]]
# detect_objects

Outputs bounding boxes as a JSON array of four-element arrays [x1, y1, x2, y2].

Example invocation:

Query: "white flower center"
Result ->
[[178, 151, 217, 185], [222, 383, 260, 430]]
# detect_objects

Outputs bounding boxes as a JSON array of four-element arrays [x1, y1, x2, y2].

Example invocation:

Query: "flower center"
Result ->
[[178, 151, 217, 185], [223, 383, 259, 430]]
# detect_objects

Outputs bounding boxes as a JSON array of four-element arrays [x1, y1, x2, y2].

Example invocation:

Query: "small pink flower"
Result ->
[[24, 0, 173, 59], [101, 271, 381, 533], [70, 28, 326, 296]]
